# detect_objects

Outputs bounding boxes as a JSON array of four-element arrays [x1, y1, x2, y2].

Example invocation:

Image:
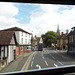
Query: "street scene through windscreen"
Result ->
[[0, 2, 75, 73]]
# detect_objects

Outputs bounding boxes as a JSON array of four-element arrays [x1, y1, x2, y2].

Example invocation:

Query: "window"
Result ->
[[25, 33, 27, 37], [21, 38, 23, 44], [29, 34, 30, 38], [21, 46, 23, 51], [29, 39, 31, 44], [22, 32, 23, 36], [69, 36, 72, 43], [17, 46, 19, 52], [25, 39, 27, 44], [73, 35, 75, 42]]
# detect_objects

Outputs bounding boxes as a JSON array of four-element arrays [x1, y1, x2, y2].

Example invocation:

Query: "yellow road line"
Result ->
[[21, 51, 37, 71]]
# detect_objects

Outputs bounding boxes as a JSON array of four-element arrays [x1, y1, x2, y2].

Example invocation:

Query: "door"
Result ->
[[14, 49, 16, 59]]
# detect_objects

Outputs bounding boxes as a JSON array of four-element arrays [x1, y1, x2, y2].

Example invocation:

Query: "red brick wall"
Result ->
[[16, 45, 31, 58]]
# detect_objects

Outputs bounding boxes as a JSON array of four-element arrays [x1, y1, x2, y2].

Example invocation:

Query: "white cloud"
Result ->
[[29, 4, 75, 36], [0, 2, 18, 17], [0, 3, 75, 37], [0, 2, 19, 29]]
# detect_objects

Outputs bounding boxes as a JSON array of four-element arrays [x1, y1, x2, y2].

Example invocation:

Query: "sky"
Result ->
[[0, 2, 75, 37]]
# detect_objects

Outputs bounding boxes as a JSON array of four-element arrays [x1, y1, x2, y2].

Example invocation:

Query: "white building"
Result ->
[[2, 27, 32, 58], [0, 31, 17, 70]]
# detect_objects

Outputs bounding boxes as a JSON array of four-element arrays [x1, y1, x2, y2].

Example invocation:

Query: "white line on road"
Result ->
[[57, 60, 63, 65], [51, 55, 56, 59], [45, 60, 48, 66], [41, 51, 48, 66], [31, 61, 33, 67], [50, 54, 63, 66], [42, 56, 45, 59], [21, 51, 37, 71], [36, 64, 41, 69], [33, 57, 34, 60], [54, 64, 58, 67]]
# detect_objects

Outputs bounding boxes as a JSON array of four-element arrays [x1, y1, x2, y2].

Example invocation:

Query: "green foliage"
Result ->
[[41, 31, 58, 47]]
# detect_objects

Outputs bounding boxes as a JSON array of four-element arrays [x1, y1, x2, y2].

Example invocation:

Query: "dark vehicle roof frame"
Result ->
[[0, 0, 75, 5], [1, 65, 75, 75]]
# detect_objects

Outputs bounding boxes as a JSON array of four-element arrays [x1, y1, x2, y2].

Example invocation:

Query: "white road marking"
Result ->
[[57, 60, 63, 65], [51, 55, 56, 59], [45, 60, 48, 66], [42, 56, 45, 59], [36, 64, 41, 69], [50, 54, 63, 66], [31, 61, 33, 67], [54, 51, 57, 53], [54, 64, 58, 67], [33, 57, 34, 60]]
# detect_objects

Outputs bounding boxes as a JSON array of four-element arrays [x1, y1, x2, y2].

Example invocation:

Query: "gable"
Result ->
[[10, 34, 16, 45], [0, 31, 17, 45], [39, 38, 43, 43]]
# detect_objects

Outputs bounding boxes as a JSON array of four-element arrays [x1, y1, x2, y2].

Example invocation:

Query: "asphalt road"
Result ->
[[27, 49, 75, 71], [1, 48, 75, 74]]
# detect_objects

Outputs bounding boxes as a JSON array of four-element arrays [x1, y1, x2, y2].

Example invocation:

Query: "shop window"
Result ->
[[17, 46, 19, 52], [21, 46, 23, 51], [27, 46, 29, 49]]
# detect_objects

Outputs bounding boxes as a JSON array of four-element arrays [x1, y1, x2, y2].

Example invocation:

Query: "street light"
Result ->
[[31, 31, 33, 51]]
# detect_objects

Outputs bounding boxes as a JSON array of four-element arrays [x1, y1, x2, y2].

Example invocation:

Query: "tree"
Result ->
[[41, 31, 58, 47]]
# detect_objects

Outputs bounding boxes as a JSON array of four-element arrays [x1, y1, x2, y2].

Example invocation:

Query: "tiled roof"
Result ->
[[0, 31, 17, 45], [2, 27, 32, 35]]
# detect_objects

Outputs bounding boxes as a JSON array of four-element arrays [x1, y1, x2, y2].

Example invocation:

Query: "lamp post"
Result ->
[[31, 31, 33, 51]]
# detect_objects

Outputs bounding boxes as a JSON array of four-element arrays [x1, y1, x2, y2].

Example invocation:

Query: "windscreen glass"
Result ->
[[0, 2, 75, 74]]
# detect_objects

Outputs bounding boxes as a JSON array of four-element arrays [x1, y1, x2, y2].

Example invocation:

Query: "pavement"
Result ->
[[0, 51, 34, 73]]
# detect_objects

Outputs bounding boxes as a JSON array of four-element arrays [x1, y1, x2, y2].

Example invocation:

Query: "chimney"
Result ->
[[61, 32, 63, 35], [35, 35, 36, 37]]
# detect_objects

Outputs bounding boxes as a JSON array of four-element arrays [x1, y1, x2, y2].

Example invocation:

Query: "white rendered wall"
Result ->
[[19, 31, 31, 45]]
